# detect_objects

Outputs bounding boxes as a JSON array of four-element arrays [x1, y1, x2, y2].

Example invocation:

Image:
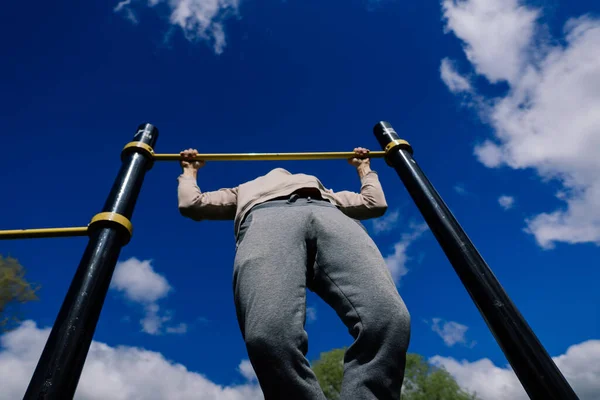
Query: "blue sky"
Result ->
[[1, 0, 599, 398]]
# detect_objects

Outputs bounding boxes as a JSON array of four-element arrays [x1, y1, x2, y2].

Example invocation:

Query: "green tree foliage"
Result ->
[[402, 353, 479, 400], [312, 348, 345, 400], [0, 255, 39, 332], [312, 348, 480, 400]]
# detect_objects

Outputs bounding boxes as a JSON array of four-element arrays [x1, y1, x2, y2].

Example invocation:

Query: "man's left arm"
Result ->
[[328, 148, 388, 220]]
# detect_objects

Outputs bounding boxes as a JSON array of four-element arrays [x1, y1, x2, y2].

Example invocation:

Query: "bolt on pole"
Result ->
[[373, 121, 579, 400], [23, 123, 159, 400]]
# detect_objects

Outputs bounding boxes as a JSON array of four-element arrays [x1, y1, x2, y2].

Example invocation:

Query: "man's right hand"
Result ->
[[180, 148, 206, 175]]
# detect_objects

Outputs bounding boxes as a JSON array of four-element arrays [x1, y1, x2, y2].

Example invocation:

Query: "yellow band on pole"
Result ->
[[385, 139, 413, 155], [89, 212, 133, 239], [153, 151, 387, 162], [122, 141, 155, 159], [121, 141, 156, 170], [0, 226, 89, 240]]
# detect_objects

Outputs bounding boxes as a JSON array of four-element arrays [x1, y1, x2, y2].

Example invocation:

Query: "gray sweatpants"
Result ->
[[233, 197, 411, 400]]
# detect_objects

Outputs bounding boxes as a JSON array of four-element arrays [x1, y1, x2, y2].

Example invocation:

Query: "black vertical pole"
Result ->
[[23, 123, 159, 399], [373, 121, 578, 400]]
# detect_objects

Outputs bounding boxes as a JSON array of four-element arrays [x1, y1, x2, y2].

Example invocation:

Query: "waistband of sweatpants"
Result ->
[[236, 196, 338, 240], [247, 195, 337, 215]]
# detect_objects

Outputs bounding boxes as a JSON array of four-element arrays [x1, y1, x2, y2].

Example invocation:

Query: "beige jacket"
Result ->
[[178, 167, 388, 236]]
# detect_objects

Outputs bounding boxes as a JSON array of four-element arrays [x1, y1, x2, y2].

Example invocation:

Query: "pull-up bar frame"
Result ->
[[154, 151, 387, 162], [0, 149, 386, 241], [0, 122, 578, 400]]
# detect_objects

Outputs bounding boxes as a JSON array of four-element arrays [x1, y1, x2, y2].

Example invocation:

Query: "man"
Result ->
[[177, 147, 411, 400]]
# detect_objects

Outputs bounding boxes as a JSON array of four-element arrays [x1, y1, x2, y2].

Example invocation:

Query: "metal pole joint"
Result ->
[[384, 139, 413, 166], [88, 212, 133, 245], [385, 139, 412, 155], [121, 141, 156, 169]]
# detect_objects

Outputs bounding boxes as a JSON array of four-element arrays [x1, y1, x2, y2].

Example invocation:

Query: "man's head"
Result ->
[[267, 167, 292, 176]]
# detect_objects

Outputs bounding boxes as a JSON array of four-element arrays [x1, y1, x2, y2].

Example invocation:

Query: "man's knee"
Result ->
[[363, 296, 411, 349], [245, 330, 275, 357], [245, 318, 306, 358], [387, 300, 411, 343]]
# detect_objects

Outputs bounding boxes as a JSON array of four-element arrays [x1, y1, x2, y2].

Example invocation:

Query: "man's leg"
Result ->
[[233, 204, 327, 400], [309, 205, 411, 400]]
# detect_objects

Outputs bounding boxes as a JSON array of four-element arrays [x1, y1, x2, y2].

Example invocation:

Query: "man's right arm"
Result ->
[[177, 149, 238, 221], [178, 174, 238, 221]]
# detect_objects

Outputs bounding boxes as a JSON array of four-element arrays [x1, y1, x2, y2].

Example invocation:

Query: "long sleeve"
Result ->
[[177, 175, 238, 221], [327, 170, 388, 220]]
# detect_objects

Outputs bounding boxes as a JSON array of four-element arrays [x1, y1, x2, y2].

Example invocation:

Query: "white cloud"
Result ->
[[110, 258, 186, 336], [166, 323, 188, 334], [114, 0, 139, 24], [384, 223, 428, 282], [454, 183, 468, 196], [140, 304, 172, 335], [0, 320, 263, 400], [441, 0, 600, 248], [474, 141, 504, 168], [4, 321, 596, 400], [441, 58, 473, 93], [238, 360, 257, 383], [111, 258, 171, 304], [430, 339, 600, 400], [430, 318, 475, 348], [306, 307, 317, 323], [498, 195, 515, 210], [114, 0, 240, 54], [441, 0, 539, 84], [371, 209, 400, 235]]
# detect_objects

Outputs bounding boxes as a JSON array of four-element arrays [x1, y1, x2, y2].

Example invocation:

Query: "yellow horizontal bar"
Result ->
[[0, 227, 89, 240], [153, 151, 387, 162]]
